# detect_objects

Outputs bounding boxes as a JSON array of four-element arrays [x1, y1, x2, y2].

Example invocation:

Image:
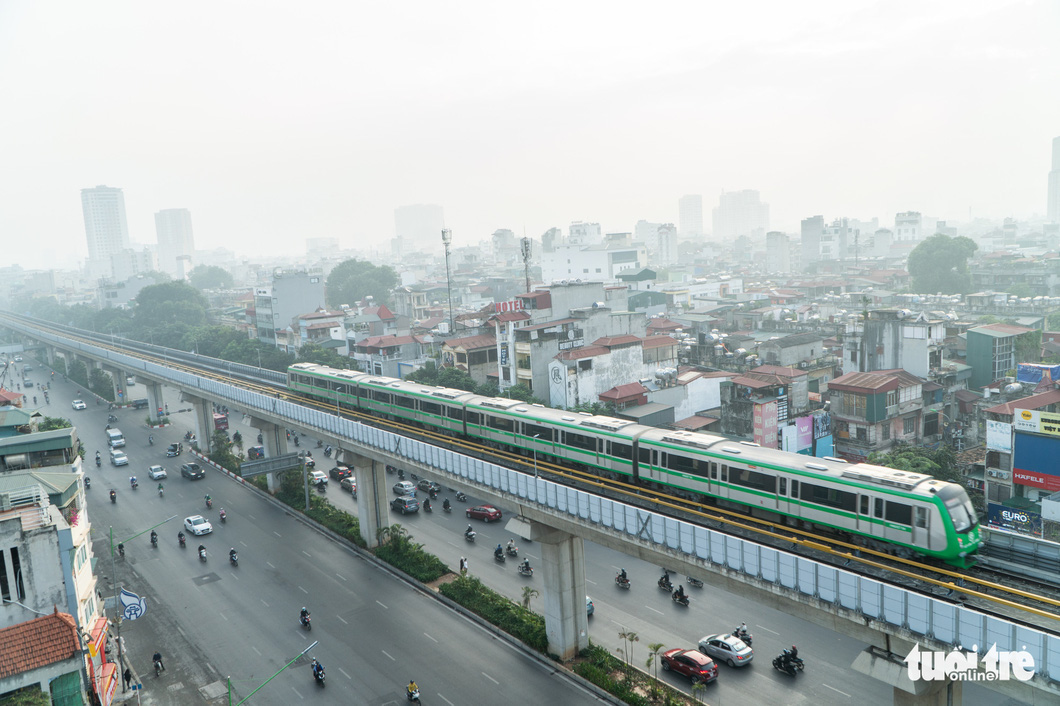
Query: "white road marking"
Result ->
[[260, 600, 269, 608], [219, 612, 228, 621], [336, 615, 348, 625], [646, 605, 664, 615], [585, 578, 597, 585], [424, 632, 438, 643], [823, 684, 852, 697], [247, 514, 255, 521], [376, 600, 388, 609], [302, 550, 312, 558], [298, 585, 308, 594], [273, 531, 282, 537], [290, 686, 303, 699], [437, 695, 454, 706], [266, 561, 276, 569], [239, 540, 247, 547], [482, 672, 499, 685], [335, 573, 347, 582], [230, 572, 238, 579], [251, 645, 262, 656], [338, 667, 351, 680], [756, 625, 779, 635], [381, 650, 395, 661]]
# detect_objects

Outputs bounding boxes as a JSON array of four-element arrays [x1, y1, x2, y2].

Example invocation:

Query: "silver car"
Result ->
[[392, 480, 416, 496], [697, 633, 754, 668]]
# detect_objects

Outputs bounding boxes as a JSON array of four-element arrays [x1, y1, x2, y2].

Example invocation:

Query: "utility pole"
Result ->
[[441, 229, 455, 336]]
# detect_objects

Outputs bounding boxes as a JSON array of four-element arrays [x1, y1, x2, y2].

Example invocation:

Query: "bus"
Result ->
[[213, 413, 229, 431]]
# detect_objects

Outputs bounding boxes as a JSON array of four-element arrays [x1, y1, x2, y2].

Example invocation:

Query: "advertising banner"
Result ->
[[985, 420, 1012, 453], [986, 502, 1043, 537], [814, 435, 834, 458], [796, 416, 813, 451], [813, 412, 831, 439], [1012, 431, 1060, 491], [781, 424, 798, 452], [753, 400, 778, 449], [1013, 408, 1060, 437]]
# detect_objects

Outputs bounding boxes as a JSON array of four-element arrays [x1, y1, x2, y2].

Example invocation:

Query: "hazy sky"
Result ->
[[1, 1, 1058, 270]]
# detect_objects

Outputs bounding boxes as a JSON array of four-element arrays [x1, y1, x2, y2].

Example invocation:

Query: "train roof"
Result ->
[[465, 399, 647, 436]]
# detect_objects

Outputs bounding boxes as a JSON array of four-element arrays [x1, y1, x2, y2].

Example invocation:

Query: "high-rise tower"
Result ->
[[155, 208, 195, 278], [81, 185, 130, 277], [678, 194, 703, 238]]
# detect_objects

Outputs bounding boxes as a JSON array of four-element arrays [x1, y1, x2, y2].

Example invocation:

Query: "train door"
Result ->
[[857, 494, 871, 534], [912, 504, 929, 550], [777, 476, 789, 515]]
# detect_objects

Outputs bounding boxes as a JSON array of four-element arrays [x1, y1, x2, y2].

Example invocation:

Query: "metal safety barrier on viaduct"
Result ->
[[8, 321, 1060, 705]]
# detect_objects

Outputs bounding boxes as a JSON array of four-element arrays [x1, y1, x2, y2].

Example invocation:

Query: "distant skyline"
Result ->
[[1, 1, 1059, 270]]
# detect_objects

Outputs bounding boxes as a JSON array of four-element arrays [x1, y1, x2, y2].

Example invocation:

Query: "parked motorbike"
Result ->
[[687, 576, 704, 588], [615, 574, 631, 589], [84, 477, 91, 490], [671, 590, 690, 607]]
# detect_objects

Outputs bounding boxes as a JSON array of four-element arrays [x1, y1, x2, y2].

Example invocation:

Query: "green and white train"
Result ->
[[288, 363, 981, 566]]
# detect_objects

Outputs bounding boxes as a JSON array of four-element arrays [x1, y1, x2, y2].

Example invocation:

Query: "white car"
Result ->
[[13, 355, 22, 362], [184, 515, 213, 535], [110, 450, 129, 466], [71, 399, 87, 410], [309, 470, 328, 485], [147, 465, 167, 480]]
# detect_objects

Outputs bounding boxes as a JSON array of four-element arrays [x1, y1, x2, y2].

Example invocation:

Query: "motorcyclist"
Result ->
[[229, 547, 237, 561], [660, 569, 671, 587], [177, 531, 185, 545], [153, 651, 165, 671], [521, 558, 531, 573], [312, 658, 324, 680], [443, 498, 451, 511], [204, 494, 212, 507], [158, 482, 164, 495], [507, 538, 516, 553], [149, 434, 154, 445], [219, 508, 227, 521], [674, 584, 686, 601], [150, 530, 157, 545], [422, 498, 431, 511], [407, 680, 418, 696], [109, 489, 116, 502], [465, 524, 474, 537], [736, 622, 750, 640], [129, 476, 137, 488], [300, 607, 310, 626], [619, 568, 628, 582], [494, 544, 504, 559], [197, 544, 206, 557], [117, 543, 125, 557], [95, 455, 101, 468]]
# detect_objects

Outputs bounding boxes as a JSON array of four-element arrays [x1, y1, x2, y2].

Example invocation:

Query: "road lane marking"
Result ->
[[273, 531, 282, 537], [376, 600, 388, 610], [251, 645, 261, 656], [336, 616, 348, 625], [247, 514, 255, 521], [585, 578, 597, 585], [823, 684, 851, 697], [291, 686, 303, 699], [437, 695, 454, 706], [239, 540, 247, 547], [482, 672, 499, 685], [260, 600, 269, 608], [381, 650, 395, 661], [335, 573, 347, 582], [230, 572, 238, 580], [266, 561, 276, 569], [756, 625, 779, 635], [646, 606, 664, 615], [219, 612, 228, 621], [338, 667, 351, 680], [302, 550, 311, 558], [298, 585, 308, 594], [424, 633, 438, 643]]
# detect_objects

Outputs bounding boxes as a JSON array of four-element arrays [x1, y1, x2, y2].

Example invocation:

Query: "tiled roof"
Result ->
[[0, 389, 23, 405], [970, 323, 1032, 337], [750, 364, 807, 379], [357, 335, 416, 349], [646, 318, 682, 332], [599, 382, 648, 401], [673, 415, 718, 430], [830, 369, 922, 393], [593, 335, 642, 347], [641, 335, 679, 349], [0, 609, 80, 679], [983, 389, 1060, 416], [954, 390, 980, 403], [362, 304, 396, 320], [730, 375, 776, 389], [489, 311, 531, 323], [555, 345, 609, 361], [443, 334, 496, 351]]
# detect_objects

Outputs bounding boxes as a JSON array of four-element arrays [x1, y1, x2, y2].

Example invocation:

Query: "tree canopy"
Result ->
[[132, 281, 210, 347], [188, 265, 234, 290], [325, 259, 398, 308], [907, 234, 978, 294], [868, 443, 961, 484]]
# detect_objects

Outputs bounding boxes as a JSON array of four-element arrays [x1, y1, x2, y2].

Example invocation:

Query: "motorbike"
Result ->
[[518, 564, 534, 577], [110, 490, 116, 504], [230, 551, 238, 566], [455, 491, 467, 502], [406, 687, 420, 703], [772, 652, 804, 676], [95, 457, 101, 468], [158, 486, 164, 497], [84, 477, 91, 490], [506, 545, 518, 557], [107, 414, 118, 423], [300, 614, 312, 631], [148, 436, 154, 445], [293, 435, 300, 447], [313, 666, 325, 687], [129, 478, 138, 489], [494, 550, 506, 563], [198, 547, 207, 562], [219, 510, 227, 523], [257, 433, 263, 444], [324, 446, 332, 457], [443, 502, 452, 513], [150, 533, 157, 548], [154, 658, 163, 677], [615, 574, 631, 589], [118, 544, 125, 558], [410, 473, 419, 481], [316, 440, 323, 448], [671, 590, 690, 607], [205, 498, 213, 509], [687, 576, 704, 588], [178, 535, 186, 548], [733, 628, 753, 646], [423, 501, 432, 513], [658, 575, 673, 592], [464, 530, 476, 543]]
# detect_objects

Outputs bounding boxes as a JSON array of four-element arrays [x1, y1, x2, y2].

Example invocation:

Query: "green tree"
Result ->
[[325, 258, 398, 308], [869, 443, 961, 483], [297, 342, 351, 369], [1015, 329, 1042, 365], [37, 416, 72, 431], [520, 585, 539, 609], [907, 234, 978, 294], [188, 265, 234, 290], [133, 281, 210, 346], [646, 641, 665, 700], [89, 368, 115, 402]]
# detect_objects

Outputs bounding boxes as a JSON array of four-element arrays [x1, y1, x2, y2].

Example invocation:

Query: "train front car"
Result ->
[[931, 482, 981, 567]]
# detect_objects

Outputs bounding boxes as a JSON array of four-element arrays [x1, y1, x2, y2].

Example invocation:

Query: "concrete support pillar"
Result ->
[[350, 453, 389, 547], [145, 382, 165, 423], [45, 347, 55, 368], [251, 419, 289, 492], [852, 647, 963, 706], [533, 525, 589, 659], [103, 366, 122, 403], [192, 397, 212, 455]]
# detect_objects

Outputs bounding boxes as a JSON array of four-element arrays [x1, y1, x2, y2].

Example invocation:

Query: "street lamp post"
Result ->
[[532, 433, 540, 478], [441, 229, 455, 336]]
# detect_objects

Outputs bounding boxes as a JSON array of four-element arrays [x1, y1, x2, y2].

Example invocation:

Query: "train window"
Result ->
[[791, 480, 798, 497], [710, 462, 718, 480], [610, 443, 633, 460], [667, 454, 708, 477], [354, 387, 367, 398], [566, 432, 597, 452], [779, 477, 786, 495], [524, 424, 553, 442], [467, 412, 481, 425], [801, 482, 856, 512], [875, 498, 884, 518], [330, 381, 348, 395], [729, 468, 776, 492], [885, 502, 911, 526], [488, 416, 513, 432], [638, 446, 651, 464], [860, 496, 869, 515], [371, 390, 390, 404], [447, 407, 464, 421], [720, 465, 728, 482], [394, 395, 415, 410], [915, 506, 928, 529], [421, 401, 441, 416]]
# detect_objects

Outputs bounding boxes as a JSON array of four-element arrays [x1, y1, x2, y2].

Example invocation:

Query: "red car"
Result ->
[[465, 505, 502, 522], [661, 648, 718, 685]]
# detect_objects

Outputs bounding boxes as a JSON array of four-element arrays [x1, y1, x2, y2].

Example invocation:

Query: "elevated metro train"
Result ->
[[288, 363, 981, 566]]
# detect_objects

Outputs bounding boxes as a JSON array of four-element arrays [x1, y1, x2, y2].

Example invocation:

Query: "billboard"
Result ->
[[1017, 364, 1060, 385], [1013, 408, 1060, 437], [985, 420, 1012, 453], [813, 412, 831, 439], [753, 400, 778, 449], [1012, 431, 1060, 492], [781, 424, 798, 452], [796, 416, 813, 451], [986, 502, 1043, 537]]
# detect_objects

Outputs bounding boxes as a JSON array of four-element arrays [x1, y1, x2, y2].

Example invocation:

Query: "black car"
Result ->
[[417, 478, 442, 494], [390, 496, 419, 514], [180, 463, 205, 480], [329, 465, 352, 480], [166, 443, 183, 457]]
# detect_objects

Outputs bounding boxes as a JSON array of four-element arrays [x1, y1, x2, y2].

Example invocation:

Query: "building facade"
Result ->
[[678, 194, 703, 238], [829, 369, 924, 462], [154, 208, 195, 279], [81, 185, 130, 279], [712, 189, 769, 240]]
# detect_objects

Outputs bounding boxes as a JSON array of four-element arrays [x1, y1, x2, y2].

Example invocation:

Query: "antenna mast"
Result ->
[[520, 237, 532, 294]]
